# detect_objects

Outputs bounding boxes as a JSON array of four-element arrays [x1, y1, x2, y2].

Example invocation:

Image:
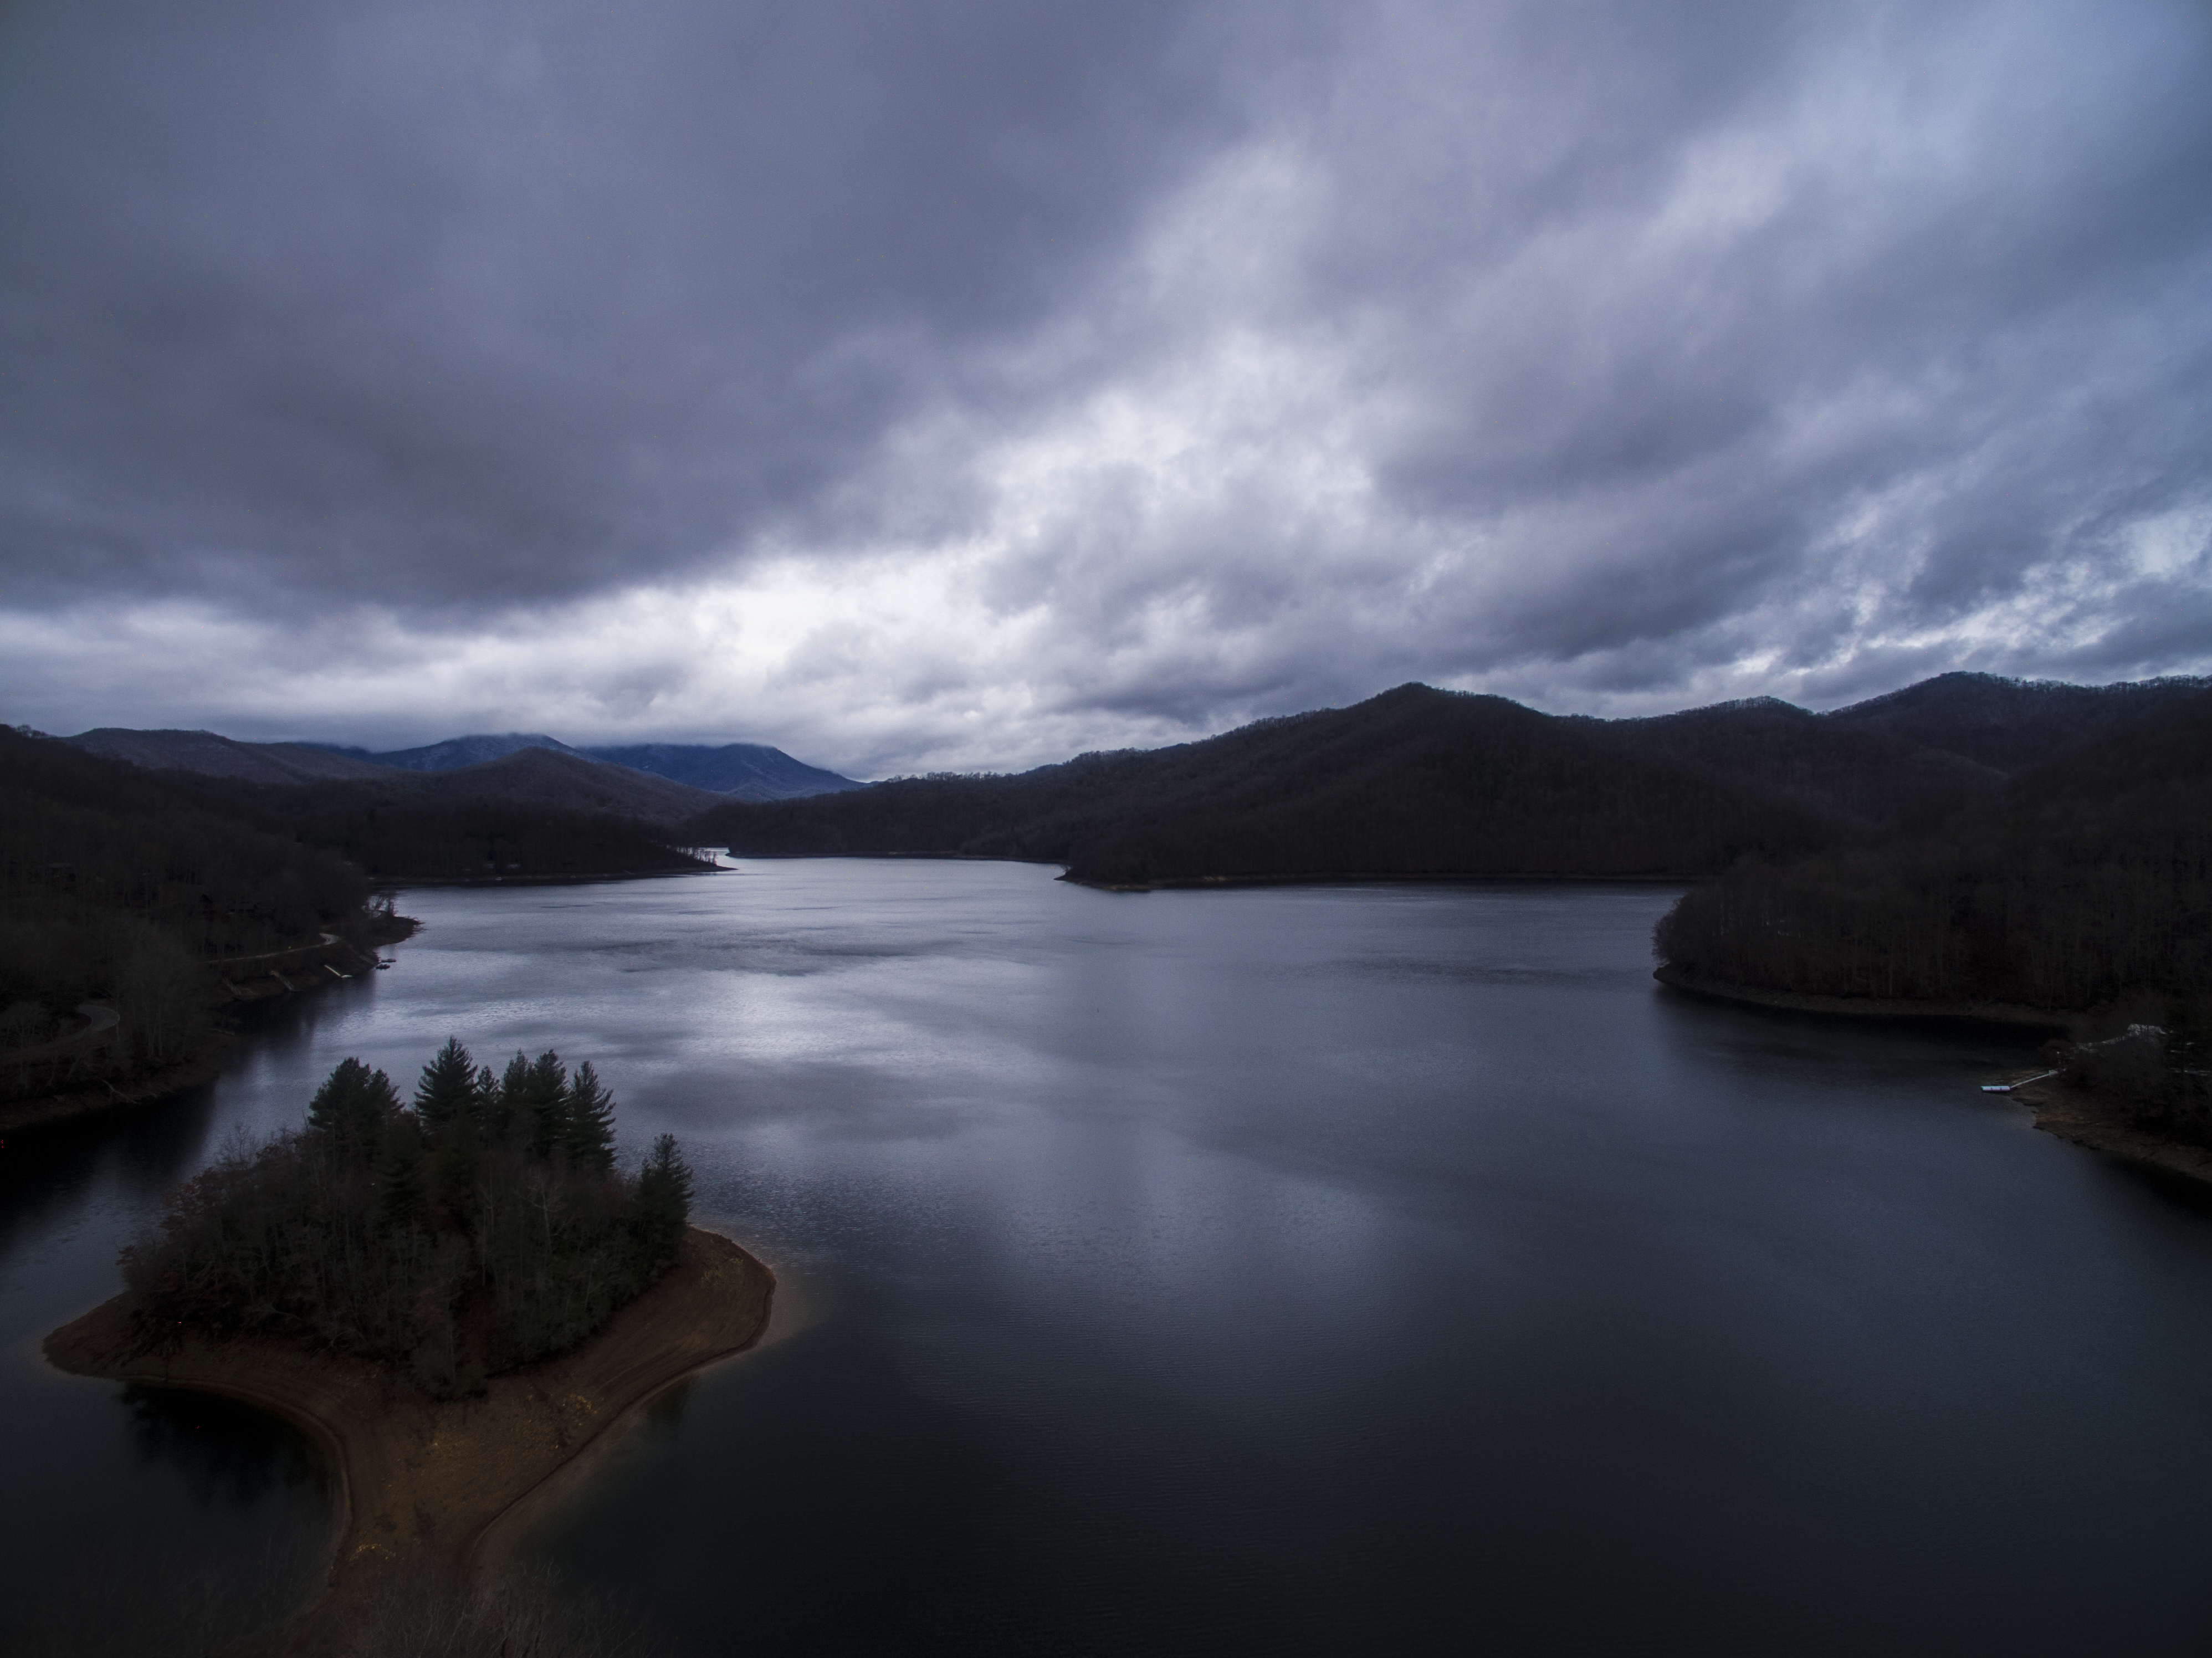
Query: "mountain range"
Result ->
[[39, 670, 2212, 878], [688, 671, 2212, 885], [57, 728, 863, 826]]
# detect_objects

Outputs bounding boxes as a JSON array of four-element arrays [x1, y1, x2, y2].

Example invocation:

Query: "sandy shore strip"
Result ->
[[43, 1226, 773, 1650]]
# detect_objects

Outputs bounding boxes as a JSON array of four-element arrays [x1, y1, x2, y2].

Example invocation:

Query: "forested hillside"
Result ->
[[1652, 694, 2212, 1015], [2, 729, 710, 1121], [690, 673, 2203, 890], [0, 729, 373, 1093], [690, 684, 1842, 884], [1822, 671, 2212, 772], [71, 728, 728, 826], [65, 726, 397, 785], [1594, 698, 2003, 830], [167, 780, 716, 882]]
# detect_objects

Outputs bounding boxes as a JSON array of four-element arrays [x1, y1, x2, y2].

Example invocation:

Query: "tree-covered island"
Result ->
[[122, 1040, 698, 1395], [45, 1043, 773, 1649]]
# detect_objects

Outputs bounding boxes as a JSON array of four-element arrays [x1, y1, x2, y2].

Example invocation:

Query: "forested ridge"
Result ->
[[0, 727, 373, 1084], [1653, 693, 2212, 1016], [122, 1040, 696, 1392], [1588, 698, 2004, 831], [2, 727, 708, 1118], [689, 684, 1842, 884], [165, 775, 714, 882], [689, 674, 2206, 887]]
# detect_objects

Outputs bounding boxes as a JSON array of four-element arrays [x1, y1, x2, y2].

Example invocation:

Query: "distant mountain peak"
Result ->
[[578, 741, 863, 800], [371, 733, 576, 772]]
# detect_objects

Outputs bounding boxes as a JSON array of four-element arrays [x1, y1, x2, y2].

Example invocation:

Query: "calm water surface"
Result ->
[[7, 863, 2212, 1655]]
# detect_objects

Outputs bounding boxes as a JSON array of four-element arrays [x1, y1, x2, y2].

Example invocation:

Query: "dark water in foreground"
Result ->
[[8, 863, 2212, 1655]]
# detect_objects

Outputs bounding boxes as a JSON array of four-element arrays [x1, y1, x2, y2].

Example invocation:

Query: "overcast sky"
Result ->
[[3, 0, 2208, 776]]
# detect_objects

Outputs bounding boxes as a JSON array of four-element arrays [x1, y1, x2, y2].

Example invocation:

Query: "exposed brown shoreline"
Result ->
[[1652, 963, 2081, 1035], [2004, 1077, 2212, 1188], [43, 1226, 774, 1653]]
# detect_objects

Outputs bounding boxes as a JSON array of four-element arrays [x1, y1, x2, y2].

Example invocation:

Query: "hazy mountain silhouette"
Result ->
[[579, 742, 862, 800], [359, 733, 576, 771], [65, 727, 858, 814]]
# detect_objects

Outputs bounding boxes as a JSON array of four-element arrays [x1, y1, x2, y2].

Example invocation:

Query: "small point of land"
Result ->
[[43, 1225, 773, 1654]]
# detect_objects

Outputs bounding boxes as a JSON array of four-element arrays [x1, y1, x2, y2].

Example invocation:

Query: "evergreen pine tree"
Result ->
[[413, 1037, 478, 1129], [631, 1133, 694, 1267], [376, 1117, 428, 1226], [524, 1051, 571, 1159], [472, 1063, 505, 1139], [434, 1108, 483, 1214], [490, 1051, 534, 1144], [306, 1058, 401, 1160], [562, 1062, 618, 1173]]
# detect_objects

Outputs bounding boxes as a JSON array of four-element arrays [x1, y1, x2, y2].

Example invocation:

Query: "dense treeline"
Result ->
[[0, 728, 369, 1076], [2052, 1019, 2212, 1143], [3, 725, 711, 1111], [1653, 695, 2212, 1014], [165, 777, 714, 881], [1821, 671, 2212, 772], [122, 1040, 695, 1391], [1590, 698, 2004, 831], [689, 685, 1839, 884]]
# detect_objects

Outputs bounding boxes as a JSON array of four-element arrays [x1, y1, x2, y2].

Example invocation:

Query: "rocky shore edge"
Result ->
[[43, 1225, 774, 1654]]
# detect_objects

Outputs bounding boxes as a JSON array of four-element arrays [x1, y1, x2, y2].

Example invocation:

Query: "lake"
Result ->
[[7, 862, 2212, 1655]]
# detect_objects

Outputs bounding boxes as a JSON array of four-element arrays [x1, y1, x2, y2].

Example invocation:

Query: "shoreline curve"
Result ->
[[2006, 1076, 2212, 1189], [42, 1225, 774, 1651]]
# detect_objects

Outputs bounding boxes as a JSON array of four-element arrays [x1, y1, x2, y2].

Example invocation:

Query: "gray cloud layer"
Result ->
[[3, 0, 2208, 771]]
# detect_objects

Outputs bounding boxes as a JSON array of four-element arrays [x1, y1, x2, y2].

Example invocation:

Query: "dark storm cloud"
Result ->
[[2, 0, 2209, 767], [0, 0, 1224, 612]]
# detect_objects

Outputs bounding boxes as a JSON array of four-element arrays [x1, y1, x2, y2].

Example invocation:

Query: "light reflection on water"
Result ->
[[6, 863, 2212, 1655]]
